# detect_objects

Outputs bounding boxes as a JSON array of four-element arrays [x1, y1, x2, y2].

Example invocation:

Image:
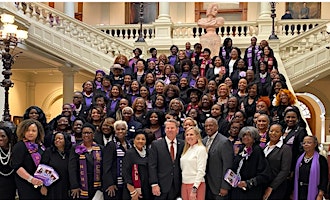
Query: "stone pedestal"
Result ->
[[256, 19, 274, 41], [200, 32, 221, 58]]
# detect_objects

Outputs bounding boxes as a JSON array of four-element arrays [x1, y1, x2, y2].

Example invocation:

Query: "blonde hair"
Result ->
[[182, 126, 205, 155]]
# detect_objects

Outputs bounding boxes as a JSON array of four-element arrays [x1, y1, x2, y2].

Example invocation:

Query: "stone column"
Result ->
[[26, 82, 36, 107], [259, 2, 272, 20], [256, 2, 273, 40], [157, 2, 171, 22], [153, 2, 173, 47], [64, 2, 75, 18], [60, 63, 77, 104]]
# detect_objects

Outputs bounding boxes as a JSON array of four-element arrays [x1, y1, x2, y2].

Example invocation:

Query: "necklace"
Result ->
[[304, 155, 313, 163], [57, 150, 66, 160], [0, 145, 11, 165]]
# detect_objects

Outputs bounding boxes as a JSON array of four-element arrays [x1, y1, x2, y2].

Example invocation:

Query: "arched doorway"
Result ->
[[296, 93, 326, 143]]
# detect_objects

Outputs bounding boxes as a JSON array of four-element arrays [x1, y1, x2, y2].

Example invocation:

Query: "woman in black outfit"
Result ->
[[231, 126, 271, 200], [69, 123, 103, 200], [0, 126, 16, 200], [293, 135, 328, 200], [122, 130, 153, 200], [40, 131, 72, 199], [11, 119, 45, 199]]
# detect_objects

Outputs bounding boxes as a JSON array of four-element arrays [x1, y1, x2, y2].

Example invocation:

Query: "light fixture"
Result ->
[[0, 13, 28, 132], [269, 2, 279, 40]]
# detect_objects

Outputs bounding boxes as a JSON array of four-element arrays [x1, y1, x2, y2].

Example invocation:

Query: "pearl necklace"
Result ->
[[0, 145, 14, 176], [0, 145, 11, 165], [304, 155, 313, 163]]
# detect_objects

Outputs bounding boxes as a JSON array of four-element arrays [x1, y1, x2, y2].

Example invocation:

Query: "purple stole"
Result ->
[[75, 143, 102, 199], [294, 151, 320, 200], [24, 141, 44, 167], [246, 45, 259, 69], [221, 47, 231, 61]]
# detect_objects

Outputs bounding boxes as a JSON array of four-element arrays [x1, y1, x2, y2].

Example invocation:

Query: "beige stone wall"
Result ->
[[10, 71, 93, 123]]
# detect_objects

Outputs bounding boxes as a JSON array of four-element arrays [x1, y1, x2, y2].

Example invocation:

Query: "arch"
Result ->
[[41, 87, 81, 121], [296, 92, 326, 143]]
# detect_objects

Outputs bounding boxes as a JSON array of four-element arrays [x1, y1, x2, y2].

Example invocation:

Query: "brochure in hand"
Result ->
[[224, 169, 240, 188], [34, 164, 59, 186]]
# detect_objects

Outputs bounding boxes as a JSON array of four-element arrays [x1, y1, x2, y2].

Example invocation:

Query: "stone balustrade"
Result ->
[[13, 2, 134, 58]]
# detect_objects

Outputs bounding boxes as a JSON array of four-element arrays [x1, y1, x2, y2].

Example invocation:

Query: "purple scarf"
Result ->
[[75, 143, 102, 199], [294, 151, 320, 200], [24, 141, 45, 167], [246, 45, 259, 69], [94, 80, 102, 90]]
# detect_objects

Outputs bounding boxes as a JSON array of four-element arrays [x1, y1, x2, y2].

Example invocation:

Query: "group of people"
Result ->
[[0, 36, 328, 200]]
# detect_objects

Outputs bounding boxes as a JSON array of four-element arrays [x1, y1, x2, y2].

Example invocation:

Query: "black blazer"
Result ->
[[283, 125, 308, 171], [148, 138, 184, 195], [202, 133, 234, 195], [102, 141, 117, 194], [265, 143, 292, 191]]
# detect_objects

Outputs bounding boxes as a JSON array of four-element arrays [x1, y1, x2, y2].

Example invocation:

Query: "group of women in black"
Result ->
[[0, 37, 328, 200]]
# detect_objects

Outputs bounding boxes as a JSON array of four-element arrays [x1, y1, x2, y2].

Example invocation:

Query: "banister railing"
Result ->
[[95, 19, 329, 45], [276, 19, 328, 36], [279, 21, 330, 63], [12, 2, 134, 58]]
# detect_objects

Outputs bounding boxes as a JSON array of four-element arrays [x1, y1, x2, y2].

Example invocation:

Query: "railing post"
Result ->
[[152, 2, 173, 47]]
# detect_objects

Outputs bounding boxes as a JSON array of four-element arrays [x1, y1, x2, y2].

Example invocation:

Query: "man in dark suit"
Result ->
[[149, 119, 184, 200], [203, 117, 234, 200]]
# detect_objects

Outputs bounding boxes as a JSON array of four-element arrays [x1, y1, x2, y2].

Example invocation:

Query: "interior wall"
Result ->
[[10, 71, 93, 123], [247, 2, 259, 21]]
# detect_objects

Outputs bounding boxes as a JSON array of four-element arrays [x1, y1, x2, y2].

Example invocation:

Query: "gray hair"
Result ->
[[205, 117, 218, 126], [164, 119, 180, 128], [114, 120, 128, 131], [122, 106, 134, 114], [238, 126, 260, 141]]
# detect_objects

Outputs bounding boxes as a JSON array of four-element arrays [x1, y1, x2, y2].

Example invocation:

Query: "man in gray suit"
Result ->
[[149, 119, 184, 200], [203, 117, 234, 200]]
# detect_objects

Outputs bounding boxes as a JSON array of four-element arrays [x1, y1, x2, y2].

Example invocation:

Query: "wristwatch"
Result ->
[[192, 186, 197, 193]]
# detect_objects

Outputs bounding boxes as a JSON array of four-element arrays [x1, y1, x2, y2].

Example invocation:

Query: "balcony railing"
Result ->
[[96, 19, 327, 45]]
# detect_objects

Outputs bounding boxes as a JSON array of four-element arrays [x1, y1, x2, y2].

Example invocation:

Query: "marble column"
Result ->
[[26, 82, 36, 107], [60, 63, 77, 104], [258, 2, 272, 20], [256, 2, 273, 40], [156, 2, 171, 22], [64, 2, 75, 18], [153, 2, 172, 46]]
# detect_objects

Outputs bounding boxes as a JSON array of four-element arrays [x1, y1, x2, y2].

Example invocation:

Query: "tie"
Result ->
[[170, 141, 175, 161], [206, 137, 213, 152]]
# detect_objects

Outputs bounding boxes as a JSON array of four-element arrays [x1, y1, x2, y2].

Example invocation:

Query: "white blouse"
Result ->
[[180, 144, 208, 188]]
